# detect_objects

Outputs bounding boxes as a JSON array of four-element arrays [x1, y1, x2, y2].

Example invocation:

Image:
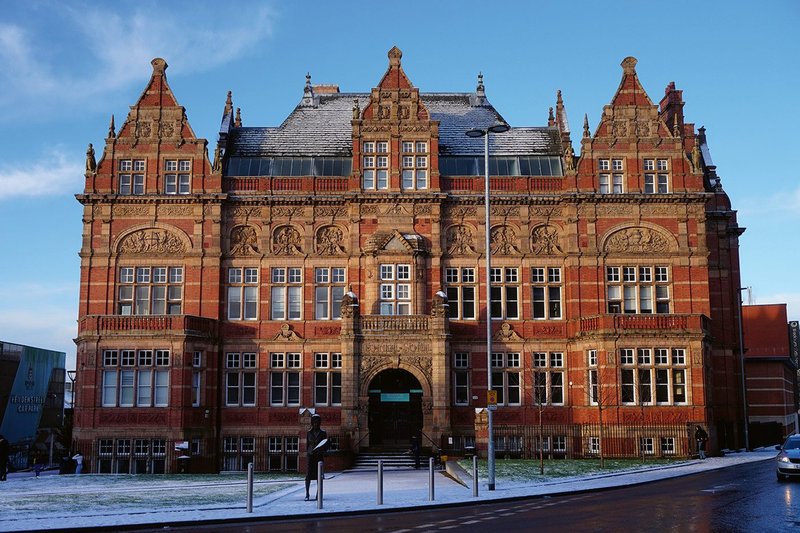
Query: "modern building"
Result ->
[[73, 48, 747, 473], [741, 304, 799, 446], [0, 341, 66, 468]]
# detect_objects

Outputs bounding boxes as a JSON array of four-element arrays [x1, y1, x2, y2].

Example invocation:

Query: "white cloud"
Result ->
[[0, 148, 83, 199], [737, 184, 800, 218], [0, 3, 276, 116]]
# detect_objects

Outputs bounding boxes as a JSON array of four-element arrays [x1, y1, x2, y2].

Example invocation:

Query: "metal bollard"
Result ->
[[377, 459, 384, 505], [472, 455, 478, 498], [317, 460, 324, 509], [246, 462, 254, 513], [428, 456, 435, 501]]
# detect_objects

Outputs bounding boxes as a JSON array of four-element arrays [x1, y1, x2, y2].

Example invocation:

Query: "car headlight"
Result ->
[[778, 454, 790, 463]]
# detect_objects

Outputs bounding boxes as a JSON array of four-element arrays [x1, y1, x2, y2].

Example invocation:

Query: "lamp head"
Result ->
[[488, 122, 510, 134], [465, 128, 486, 138]]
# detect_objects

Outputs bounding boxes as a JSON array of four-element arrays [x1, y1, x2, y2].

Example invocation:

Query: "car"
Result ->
[[775, 435, 800, 481]]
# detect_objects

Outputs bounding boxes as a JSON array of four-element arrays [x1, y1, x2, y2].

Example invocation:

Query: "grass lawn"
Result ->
[[458, 457, 686, 482]]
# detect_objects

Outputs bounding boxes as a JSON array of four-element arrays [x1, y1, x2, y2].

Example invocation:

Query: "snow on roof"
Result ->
[[227, 93, 560, 157]]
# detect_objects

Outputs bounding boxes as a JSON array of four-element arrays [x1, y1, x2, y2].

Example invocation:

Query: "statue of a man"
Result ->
[[305, 413, 328, 500]]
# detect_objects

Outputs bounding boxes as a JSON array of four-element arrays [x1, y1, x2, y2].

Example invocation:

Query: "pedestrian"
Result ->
[[34, 454, 42, 478], [695, 425, 708, 459], [304, 414, 328, 501], [410, 435, 421, 469], [72, 451, 84, 474], [0, 434, 9, 481]]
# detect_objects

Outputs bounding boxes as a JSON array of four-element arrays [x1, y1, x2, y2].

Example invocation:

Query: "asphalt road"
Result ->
[[144, 459, 800, 532]]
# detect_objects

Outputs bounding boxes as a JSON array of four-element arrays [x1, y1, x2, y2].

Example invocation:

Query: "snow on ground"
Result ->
[[0, 449, 776, 532]]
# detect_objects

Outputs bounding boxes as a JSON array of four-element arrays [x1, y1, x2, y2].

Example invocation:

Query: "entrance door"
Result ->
[[368, 369, 423, 446]]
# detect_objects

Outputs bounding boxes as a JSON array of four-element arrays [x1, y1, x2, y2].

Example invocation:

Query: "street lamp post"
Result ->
[[736, 288, 750, 451], [466, 122, 510, 491], [67, 370, 77, 410]]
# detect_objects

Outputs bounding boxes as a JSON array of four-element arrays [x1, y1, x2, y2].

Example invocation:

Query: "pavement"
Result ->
[[0, 448, 778, 532]]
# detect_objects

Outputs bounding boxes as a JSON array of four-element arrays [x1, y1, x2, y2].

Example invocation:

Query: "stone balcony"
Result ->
[[576, 314, 710, 336], [359, 314, 431, 333], [78, 314, 219, 338]]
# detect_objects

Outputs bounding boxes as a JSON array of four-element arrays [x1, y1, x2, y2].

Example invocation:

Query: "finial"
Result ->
[[673, 114, 681, 137], [224, 91, 233, 115], [548, 107, 555, 126], [151, 58, 168, 75], [583, 114, 590, 138], [556, 89, 563, 107], [388, 46, 402, 66], [234, 107, 242, 128], [352, 98, 361, 120], [305, 72, 312, 91], [621, 56, 638, 75], [107, 114, 116, 139], [477, 72, 485, 95], [85, 143, 97, 173]]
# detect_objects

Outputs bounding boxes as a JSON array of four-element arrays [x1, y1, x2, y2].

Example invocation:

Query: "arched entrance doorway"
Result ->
[[368, 369, 423, 446]]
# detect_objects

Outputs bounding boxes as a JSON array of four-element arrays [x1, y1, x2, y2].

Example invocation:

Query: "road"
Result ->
[[144, 459, 800, 532]]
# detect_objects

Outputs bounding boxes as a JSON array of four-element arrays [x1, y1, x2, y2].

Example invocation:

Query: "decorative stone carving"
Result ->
[[445, 205, 477, 219], [531, 225, 563, 255], [490, 225, 520, 255], [493, 322, 523, 342], [491, 206, 519, 217], [605, 227, 670, 254], [361, 205, 380, 215], [118, 229, 186, 255], [530, 206, 562, 218], [316, 225, 346, 255], [272, 323, 303, 341], [595, 205, 634, 216], [407, 355, 432, 376], [635, 120, 651, 137], [159, 205, 193, 217], [232, 206, 261, 219], [272, 206, 304, 218], [611, 120, 628, 138], [85, 144, 96, 173], [414, 204, 432, 215], [564, 143, 575, 172], [315, 206, 347, 218], [445, 225, 476, 255], [360, 355, 383, 376], [431, 291, 448, 318], [230, 225, 259, 256], [273, 225, 302, 255], [340, 292, 358, 318], [114, 205, 148, 217]]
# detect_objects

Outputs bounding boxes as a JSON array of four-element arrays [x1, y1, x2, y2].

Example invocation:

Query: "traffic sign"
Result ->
[[487, 390, 497, 406]]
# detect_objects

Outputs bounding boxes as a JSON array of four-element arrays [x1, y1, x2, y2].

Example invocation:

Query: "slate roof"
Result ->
[[226, 93, 561, 157]]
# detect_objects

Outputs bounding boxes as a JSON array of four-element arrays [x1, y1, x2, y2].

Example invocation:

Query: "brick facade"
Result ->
[[73, 49, 747, 473]]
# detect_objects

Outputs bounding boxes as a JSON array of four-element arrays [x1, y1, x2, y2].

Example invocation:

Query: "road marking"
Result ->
[[463, 520, 481, 524]]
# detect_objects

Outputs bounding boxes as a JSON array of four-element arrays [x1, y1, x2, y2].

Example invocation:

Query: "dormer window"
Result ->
[[164, 160, 191, 195], [362, 141, 388, 190], [401, 141, 428, 190], [119, 159, 145, 195], [598, 158, 624, 193], [643, 159, 669, 194]]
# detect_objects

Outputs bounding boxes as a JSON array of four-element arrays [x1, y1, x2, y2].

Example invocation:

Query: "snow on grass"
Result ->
[[459, 458, 688, 483], [1, 473, 300, 519]]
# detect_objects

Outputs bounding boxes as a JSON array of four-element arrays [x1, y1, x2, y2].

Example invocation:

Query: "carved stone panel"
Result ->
[[316, 225, 346, 255], [272, 225, 302, 255], [445, 225, 476, 255], [229, 225, 259, 256], [114, 205, 149, 217], [604, 227, 670, 254], [531, 225, 563, 255], [118, 229, 186, 255], [490, 225, 520, 255]]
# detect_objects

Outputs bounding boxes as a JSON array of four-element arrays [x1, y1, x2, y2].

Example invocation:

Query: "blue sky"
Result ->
[[1, 0, 798, 370]]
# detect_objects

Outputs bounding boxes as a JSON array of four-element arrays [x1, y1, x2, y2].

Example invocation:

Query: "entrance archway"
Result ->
[[367, 369, 423, 446]]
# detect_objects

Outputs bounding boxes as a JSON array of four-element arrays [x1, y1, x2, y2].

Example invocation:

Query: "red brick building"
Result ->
[[73, 48, 747, 473], [742, 304, 798, 446]]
